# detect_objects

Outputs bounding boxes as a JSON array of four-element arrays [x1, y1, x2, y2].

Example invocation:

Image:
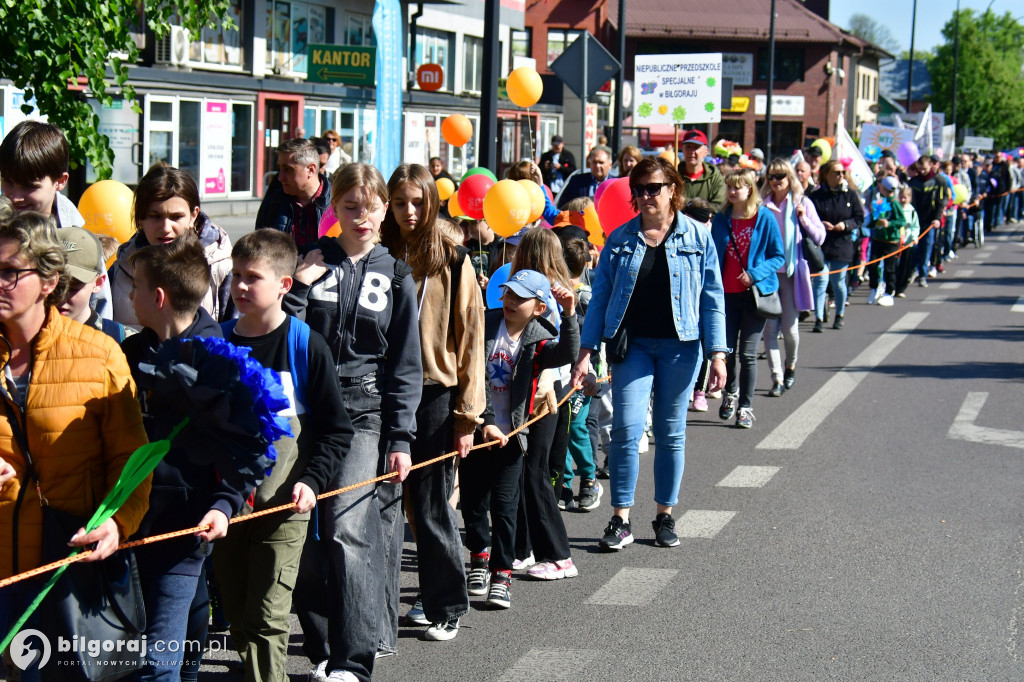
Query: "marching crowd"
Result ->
[[0, 119, 1018, 682]]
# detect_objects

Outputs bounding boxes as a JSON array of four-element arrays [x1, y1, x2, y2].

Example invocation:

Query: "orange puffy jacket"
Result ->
[[0, 309, 150, 578]]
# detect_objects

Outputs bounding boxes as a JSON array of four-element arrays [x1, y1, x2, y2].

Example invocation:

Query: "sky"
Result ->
[[830, 0, 1023, 54]]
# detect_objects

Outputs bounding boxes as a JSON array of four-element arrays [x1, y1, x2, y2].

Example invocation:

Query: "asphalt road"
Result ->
[[201, 223, 1024, 681]]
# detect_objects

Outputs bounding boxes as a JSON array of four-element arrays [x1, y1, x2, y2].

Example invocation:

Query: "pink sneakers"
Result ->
[[690, 390, 709, 412], [526, 558, 579, 580]]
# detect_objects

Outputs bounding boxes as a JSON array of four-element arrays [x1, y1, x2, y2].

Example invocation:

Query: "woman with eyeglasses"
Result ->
[[711, 169, 785, 428], [0, 207, 150, 644], [759, 159, 825, 396], [322, 129, 351, 175], [808, 160, 864, 331], [569, 156, 728, 552]]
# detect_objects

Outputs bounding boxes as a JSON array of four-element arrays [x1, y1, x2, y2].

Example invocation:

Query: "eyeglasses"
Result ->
[[630, 182, 671, 198], [767, 173, 788, 182], [326, 136, 339, 143], [0, 267, 40, 291]]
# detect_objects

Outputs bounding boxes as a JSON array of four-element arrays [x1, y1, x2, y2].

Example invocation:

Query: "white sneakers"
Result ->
[[877, 294, 894, 307]]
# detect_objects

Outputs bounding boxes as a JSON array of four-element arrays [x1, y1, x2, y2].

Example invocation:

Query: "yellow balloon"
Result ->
[[483, 179, 530, 237], [659, 150, 677, 165], [953, 183, 969, 205], [583, 204, 605, 247], [516, 179, 545, 223], [812, 138, 832, 164], [506, 67, 543, 108], [448, 190, 466, 218], [436, 177, 455, 201], [78, 180, 134, 265]]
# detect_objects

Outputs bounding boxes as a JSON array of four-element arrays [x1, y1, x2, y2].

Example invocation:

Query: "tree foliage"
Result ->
[[928, 9, 1024, 147], [0, 0, 231, 177], [845, 13, 900, 55]]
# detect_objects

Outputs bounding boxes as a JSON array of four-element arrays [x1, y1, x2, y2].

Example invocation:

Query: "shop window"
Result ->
[[463, 36, 484, 93], [415, 28, 454, 91], [232, 103, 253, 194], [178, 100, 201, 185], [546, 30, 581, 66], [756, 47, 805, 82]]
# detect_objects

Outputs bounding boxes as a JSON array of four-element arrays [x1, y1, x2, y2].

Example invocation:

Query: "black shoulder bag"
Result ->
[[724, 220, 782, 320], [3, 400, 146, 681]]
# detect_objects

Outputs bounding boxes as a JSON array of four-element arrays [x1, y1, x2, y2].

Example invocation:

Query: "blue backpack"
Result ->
[[221, 316, 310, 411]]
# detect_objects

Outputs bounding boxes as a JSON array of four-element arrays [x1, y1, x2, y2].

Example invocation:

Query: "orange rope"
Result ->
[[0, 377, 609, 589], [809, 221, 936, 278]]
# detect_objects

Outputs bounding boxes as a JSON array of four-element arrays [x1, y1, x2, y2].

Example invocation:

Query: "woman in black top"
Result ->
[[808, 160, 863, 331]]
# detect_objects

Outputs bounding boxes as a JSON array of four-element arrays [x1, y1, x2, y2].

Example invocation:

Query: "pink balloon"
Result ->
[[593, 178, 615, 209], [542, 184, 553, 202], [596, 178, 638, 237], [319, 205, 340, 238]]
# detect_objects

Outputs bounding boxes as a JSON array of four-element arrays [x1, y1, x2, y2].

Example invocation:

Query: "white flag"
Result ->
[[835, 110, 874, 193], [892, 115, 906, 130], [913, 104, 933, 154]]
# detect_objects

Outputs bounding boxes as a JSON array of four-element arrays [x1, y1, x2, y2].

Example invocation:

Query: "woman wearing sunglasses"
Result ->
[[808, 160, 864, 331], [570, 156, 728, 551], [759, 159, 825, 396], [322, 129, 351, 175]]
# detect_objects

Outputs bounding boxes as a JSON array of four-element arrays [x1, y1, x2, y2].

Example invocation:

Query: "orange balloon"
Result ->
[[79, 180, 134, 266], [436, 177, 455, 201], [583, 204, 605, 247], [506, 67, 543, 108], [483, 180, 531, 237], [441, 115, 473, 147], [659, 150, 677, 165], [448, 190, 466, 218], [516, 179, 545, 223]]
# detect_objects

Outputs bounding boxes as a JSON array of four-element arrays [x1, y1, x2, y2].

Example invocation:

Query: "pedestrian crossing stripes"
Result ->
[[939, 282, 962, 289], [1012, 295, 1024, 313], [922, 295, 948, 305], [496, 648, 600, 682], [585, 567, 679, 606], [716, 466, 780, 488], [675, 510, 737, 538], [967, 260, 984, 265], [956, 269, 975, 278]]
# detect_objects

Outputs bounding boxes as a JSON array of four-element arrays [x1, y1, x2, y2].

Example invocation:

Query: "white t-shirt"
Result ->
[[487, 320, 522, 434]]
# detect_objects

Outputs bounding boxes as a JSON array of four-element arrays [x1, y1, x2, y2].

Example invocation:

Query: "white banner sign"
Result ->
[[858, 123, 914, 154], [962, 135, 994, 151], [633, 53, 722, 125], [754, 95, 805, 117]]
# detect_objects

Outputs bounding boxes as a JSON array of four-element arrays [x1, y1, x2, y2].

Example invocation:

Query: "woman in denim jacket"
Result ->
[[569, 156, 728, 552], [711, 169, 786, 429]]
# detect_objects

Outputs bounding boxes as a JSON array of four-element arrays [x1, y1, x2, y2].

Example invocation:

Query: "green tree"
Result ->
[[846, 13, 900, 55], [0, 1, 231, 177], [928, 9, 1024, 148]]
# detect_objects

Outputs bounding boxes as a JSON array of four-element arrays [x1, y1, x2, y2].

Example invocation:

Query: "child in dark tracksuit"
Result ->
[[460, 269, 580, 610]]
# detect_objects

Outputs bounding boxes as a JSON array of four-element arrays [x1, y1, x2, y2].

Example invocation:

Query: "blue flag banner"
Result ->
[[373, 0, 403, 178]]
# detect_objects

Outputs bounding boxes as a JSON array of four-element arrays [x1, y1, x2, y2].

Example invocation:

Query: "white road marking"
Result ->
[[758, 312, 929, 449], [675, 510, 737, 538], [939, 282, 962, 289], [948, 392, 1024, 450], [967, 260, 984, 265], [585, 568, 679, 606], [922, 295, 948, 305], [1013, 296, 1024, 313], [716, 466, 780, 488], [957, 269, 975, 277], [496, 649, 600, 682], [975, 251, 992, 258]]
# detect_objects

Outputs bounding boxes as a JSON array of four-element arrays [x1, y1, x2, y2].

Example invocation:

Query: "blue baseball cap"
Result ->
[[500, 269, 551, 302]]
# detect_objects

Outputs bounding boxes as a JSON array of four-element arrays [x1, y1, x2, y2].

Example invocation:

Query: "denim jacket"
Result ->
[[580, 212, 728, 355], [711, 205, 786, 295]]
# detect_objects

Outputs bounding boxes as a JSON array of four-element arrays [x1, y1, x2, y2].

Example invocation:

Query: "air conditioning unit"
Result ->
[[156, 26, 191, 66]]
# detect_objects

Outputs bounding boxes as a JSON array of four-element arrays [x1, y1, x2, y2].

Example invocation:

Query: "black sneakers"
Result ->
[[599, 515, 634, 550], [719, 394, 738, 420], [577, 479, 602, 511], [486, 572, 511, 609], [783, 367, 796, 390], [652, 513, 680, 547], [466, 551, 490, 596]]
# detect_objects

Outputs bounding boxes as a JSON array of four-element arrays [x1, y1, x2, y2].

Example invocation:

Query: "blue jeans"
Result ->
[[915, 229, 935, 280], [563, 392, 595, 486], [608, 336, 701, 509], [294, 374, 387, 682], [136, 571, 202, 682], [812, 259, 848, 320]]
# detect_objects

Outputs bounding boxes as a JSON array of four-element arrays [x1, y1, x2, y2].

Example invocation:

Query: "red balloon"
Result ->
[[596, 178, 638, 236], [542, 184, 553, 202], [459, 173, 495, 220]]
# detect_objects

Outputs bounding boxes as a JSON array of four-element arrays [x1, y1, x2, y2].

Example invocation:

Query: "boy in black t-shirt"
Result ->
[[213, 230, 352, 682]]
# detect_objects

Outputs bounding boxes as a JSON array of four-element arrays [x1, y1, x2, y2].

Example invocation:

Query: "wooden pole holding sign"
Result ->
[[674, 124, 680, 163]]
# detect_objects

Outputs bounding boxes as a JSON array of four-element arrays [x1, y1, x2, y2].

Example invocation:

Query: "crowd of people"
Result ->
[[0, 118, 1019, 682]]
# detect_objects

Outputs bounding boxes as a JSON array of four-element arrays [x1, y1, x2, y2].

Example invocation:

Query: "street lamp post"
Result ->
[[906, 0, 917, 112], [766, 0, 776, 160], [951, 0, 960, 129]]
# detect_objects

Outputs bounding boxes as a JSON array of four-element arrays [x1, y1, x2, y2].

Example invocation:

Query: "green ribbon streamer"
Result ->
[[0, 418, 187, 652]]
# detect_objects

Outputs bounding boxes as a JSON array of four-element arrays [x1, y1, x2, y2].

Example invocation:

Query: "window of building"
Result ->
[[756, 47, 805, 82], [265, 1, 331, 76], [463, 36, 484, 93], [414, 28, 454, 91], [188, 0, 243, 67], [546, 29, 581, 66], [232, 103, 253, 193], [346, 12, 373, 46], [511, 29, 531, 61]]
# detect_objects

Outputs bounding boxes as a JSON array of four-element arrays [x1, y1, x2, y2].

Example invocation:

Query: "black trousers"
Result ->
[[460, 439, 523, 572], [868, 239, 901, 295]]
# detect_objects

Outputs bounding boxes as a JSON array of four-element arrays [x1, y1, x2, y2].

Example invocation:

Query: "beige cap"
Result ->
[[56, 226, 103, 284]]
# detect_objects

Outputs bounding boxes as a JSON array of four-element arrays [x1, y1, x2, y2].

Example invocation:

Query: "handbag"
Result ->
[[604, 323, 629, 364], [4, 402, 145, 681], [724, 219, 783, 320], [801, 236, 826, 273]]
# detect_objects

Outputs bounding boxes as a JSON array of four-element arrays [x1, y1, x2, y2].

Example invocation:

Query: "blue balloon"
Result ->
[[486, 263, 512, 309]]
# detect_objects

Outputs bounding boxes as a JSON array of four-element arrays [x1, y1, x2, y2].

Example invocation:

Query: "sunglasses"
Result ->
[[630, 182, 671, 198], [767, 173, 788, 182]]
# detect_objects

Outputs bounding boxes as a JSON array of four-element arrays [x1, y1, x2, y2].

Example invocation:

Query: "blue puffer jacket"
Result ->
[[711, 205, 785, 295]]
